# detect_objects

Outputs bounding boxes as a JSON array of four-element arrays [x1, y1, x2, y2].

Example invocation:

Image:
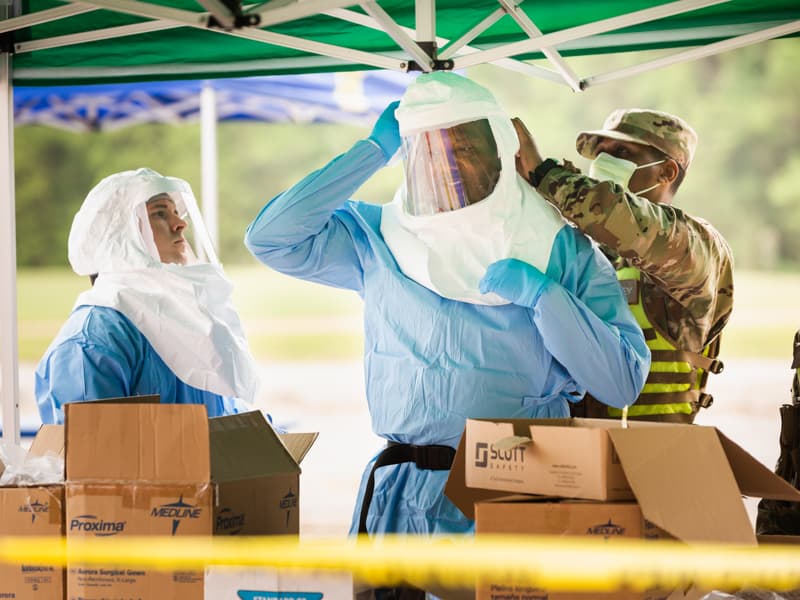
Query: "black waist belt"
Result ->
[[357, 441, 456, 535]]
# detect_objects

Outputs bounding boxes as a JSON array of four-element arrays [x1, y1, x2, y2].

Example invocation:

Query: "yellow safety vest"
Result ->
[[608, 266, 723, 423]]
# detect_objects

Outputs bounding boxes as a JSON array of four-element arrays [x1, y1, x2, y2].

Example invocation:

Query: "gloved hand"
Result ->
[[368, 100, 401, 160], [480, 258, 551, 308]]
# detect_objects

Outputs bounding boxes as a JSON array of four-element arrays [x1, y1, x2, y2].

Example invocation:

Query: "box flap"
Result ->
[[278, 432, 319, 465], [87, 394, 160, 404], [209, 411, 301, 482], [2, 424, 65, 479], [481, 494, 561, 505], [573, 417, 666, 429], [443, 432, 509, 520], [608, 426, 756, 545], [65, 403, 210, 482], [716, 430, 800, 501], [28, 424, 65, 458]]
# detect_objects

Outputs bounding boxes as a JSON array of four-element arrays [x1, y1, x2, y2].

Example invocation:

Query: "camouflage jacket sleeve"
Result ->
[[536, 161, 734, 347]]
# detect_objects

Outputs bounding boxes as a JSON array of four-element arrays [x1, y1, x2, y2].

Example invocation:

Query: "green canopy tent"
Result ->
[[2, 0, 799, 444], [4, 1, 800, 87]]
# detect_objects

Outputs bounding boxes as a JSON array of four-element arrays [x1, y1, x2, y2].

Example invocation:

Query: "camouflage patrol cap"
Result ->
[[576, 108, 698, 171]]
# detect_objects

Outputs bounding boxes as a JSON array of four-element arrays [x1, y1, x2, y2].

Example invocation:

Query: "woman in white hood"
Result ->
[[36, 168, 259, 424], [246, 73, 649, 543]]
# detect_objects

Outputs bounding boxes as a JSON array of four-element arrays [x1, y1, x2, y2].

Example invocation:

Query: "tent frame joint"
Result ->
[[406, 41, 453, 71], [208, 13, 261, 29], [204, 0, 261, 31], [0, 33, 15, 54], [406, 57, 453, 71]]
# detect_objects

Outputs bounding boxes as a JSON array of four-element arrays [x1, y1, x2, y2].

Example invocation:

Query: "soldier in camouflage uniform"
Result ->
[[513, 109, 734, 423]]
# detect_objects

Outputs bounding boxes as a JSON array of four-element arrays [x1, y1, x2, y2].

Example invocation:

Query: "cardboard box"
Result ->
[[473, 498, 689, 600], [0, 424, 66, 600], [205, 566, 356, 599], [463, 417, 633, 501], [445, 418, 800, 600], [448, 417, 800, 544], [65, 403, 317, 600], [210, 415, 317, 537]]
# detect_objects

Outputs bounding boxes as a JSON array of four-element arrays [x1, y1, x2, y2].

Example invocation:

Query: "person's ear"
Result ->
[[660, 158, 680, 185]]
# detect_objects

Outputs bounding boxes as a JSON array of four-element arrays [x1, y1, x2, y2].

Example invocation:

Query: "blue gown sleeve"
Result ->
[[35, 340, 133, 425], [244, 140, 388, 292], [536, 227, 650, 409]]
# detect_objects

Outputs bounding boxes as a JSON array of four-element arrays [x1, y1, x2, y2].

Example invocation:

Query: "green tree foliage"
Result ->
[[469, 39, 800, 270], [12, 38, 799, 268], [15, 123, 201, 265]]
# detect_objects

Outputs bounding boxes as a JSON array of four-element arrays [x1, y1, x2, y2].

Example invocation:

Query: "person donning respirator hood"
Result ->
[[68, 168, 260, 404], [380, 72, 566, 305]]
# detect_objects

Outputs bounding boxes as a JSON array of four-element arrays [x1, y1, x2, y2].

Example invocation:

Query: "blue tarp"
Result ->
[[14, 71, 416, 131]]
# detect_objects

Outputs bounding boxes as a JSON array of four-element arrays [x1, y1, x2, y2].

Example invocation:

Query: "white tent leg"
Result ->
[[201, 82, 219, 257], [0, 51, 20, 447]]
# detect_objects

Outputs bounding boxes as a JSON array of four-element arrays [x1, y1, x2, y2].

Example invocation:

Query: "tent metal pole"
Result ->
[[0, 4, 96, 33], [582, 19, 800, 88], [454, 0, 731, 69], [415, 0, 435, 45], [232, 27, 404, 70], [498, 0, 581, 92], [248, 0, 356, 27], [15, 24, 401, 73], [195, 0, 236, 29], [50, 0, 353, 30], [325, 6, 567, 84], [13, 21, 180, 54], [201, 83, 219, 256], [0, 51, 20, 447], [60, 0, 403, 71], [12, 54, 381, 82], [67, 0, 208, 25], [551, 20, 791, 53], [482, 59, 566, 85], [438, 8, 505, 60], [360, 2, 432, 71]]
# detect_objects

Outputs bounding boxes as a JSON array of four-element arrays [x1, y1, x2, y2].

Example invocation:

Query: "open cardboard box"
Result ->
[[473, 497, 706, 600], [64, 402, 317, 600], [0, 424, 66, 600], [444, 417, 800, 600], [447, 417, 800, 544]]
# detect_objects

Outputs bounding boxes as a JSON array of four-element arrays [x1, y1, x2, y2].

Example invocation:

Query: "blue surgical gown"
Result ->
[[35, 305, 242, 424], [245, 140, 650, 536]]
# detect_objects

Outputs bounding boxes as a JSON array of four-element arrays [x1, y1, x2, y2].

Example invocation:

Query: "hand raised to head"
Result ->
[[512, 117, 544, 185], [368, 100, 402, 160]]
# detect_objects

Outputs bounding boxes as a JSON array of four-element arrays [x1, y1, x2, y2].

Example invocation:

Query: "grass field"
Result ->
[[12, 266, 800, 363]]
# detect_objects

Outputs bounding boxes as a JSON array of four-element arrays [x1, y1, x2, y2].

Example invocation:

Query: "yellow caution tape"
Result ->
[[0, 534, 799, 592]]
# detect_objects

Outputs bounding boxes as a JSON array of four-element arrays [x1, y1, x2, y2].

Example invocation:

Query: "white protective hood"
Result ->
[[68, 168, 260, 405], [380, 72, 566, 305]]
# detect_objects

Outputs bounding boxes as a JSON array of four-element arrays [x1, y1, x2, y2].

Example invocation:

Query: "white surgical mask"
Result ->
[[589, 152, 665, 195]]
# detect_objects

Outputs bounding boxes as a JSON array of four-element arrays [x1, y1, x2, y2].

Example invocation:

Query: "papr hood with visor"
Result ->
[[380, 72, 566, 305], [68, 168, 260, 405]]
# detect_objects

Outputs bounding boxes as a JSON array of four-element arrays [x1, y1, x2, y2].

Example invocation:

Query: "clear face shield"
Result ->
[[138, 189, 219, 267], [401, 119, 502, 217]]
